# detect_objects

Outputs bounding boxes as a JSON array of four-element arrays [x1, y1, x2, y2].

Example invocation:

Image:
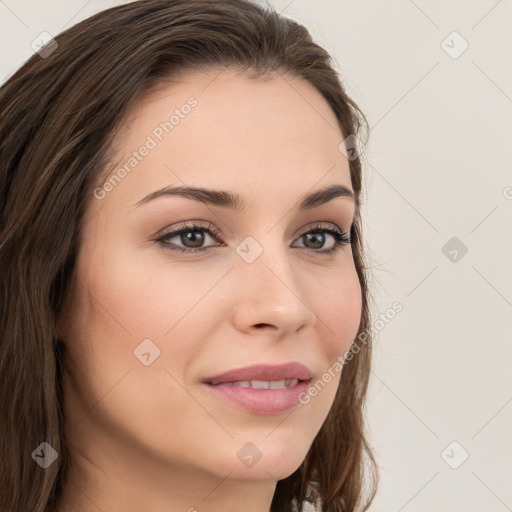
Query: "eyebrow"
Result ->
[[134, 183, 355, 212]]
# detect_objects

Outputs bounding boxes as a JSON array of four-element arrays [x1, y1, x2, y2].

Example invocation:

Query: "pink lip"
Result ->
[[203, 362, 313, 385], [201, 362, 313, 415]]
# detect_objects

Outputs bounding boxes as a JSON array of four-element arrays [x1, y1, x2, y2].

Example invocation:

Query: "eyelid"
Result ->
[[154, 220, 351, 256], [155, 220, 348, 243]]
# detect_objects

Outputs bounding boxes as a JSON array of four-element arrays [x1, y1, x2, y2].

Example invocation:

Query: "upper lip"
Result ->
[[203, 362, 313, 385]]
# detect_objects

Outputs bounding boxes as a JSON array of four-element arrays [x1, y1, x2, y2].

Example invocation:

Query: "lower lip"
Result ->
[[202, 380, 311, 415]]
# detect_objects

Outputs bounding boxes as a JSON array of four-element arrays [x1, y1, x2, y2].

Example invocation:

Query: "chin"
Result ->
[[224, 460, 304, 483], [225, 442, 309, 482]]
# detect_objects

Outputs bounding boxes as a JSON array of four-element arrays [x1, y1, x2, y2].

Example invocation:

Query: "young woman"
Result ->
[[0, 1, 378, 511]]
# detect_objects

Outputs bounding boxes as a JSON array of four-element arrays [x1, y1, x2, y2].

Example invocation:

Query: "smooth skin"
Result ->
[[56, 69, 361, 512]]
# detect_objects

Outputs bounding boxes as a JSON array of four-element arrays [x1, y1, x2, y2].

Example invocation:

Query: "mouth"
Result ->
[[214, 378, 302, 389], [203, 361, 313, 385], [201, 362, 313, 415]]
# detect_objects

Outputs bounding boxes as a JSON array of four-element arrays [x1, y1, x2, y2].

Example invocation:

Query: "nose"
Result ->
[[230, 244, 317, 337]]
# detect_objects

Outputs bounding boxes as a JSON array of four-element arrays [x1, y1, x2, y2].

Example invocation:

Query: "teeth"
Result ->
[[251, 379, 270, 389], [269, 379, 299, 388], [217, 379, 299, 389], [232, 381, 251, 388]]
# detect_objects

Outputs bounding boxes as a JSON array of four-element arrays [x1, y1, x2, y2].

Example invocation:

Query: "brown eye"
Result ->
[[302, 231, 328, 250], [293, 224, 351, 255], [156, 222, 350, 255], [156, 222, 223, 253]]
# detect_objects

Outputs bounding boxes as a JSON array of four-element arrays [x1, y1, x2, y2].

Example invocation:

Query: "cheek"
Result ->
[[76, 248, 198, 340], [64, 249, 211, 451], [293, 263, 361, 411], [309, 263, 362, 356], [69, 242, 220, 392]]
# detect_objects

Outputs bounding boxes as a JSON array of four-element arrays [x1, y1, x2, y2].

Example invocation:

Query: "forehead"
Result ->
[[98, 69, 352, 212]]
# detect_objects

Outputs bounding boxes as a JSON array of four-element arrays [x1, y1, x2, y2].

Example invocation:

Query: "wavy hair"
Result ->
[[0, 1, 378, 510]]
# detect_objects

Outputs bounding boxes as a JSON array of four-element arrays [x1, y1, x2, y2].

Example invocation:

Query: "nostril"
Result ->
[[253, 323, 277, 329]]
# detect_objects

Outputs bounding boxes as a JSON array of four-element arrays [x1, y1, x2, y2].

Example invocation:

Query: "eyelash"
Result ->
[[155, 221, 351, 255]]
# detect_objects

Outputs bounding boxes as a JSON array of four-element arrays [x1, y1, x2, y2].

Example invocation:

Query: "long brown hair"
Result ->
[[0, 1, 378, 510]]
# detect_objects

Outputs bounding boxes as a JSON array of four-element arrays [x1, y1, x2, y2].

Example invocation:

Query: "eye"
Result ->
[[293, 223, 351, 254], [155, 221, 223, 253], [155, 221, 351, 254]]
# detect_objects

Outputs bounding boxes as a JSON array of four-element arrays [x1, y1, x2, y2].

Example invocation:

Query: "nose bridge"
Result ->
[[236, 230, 295, 291], [230, 231, 316, 332]]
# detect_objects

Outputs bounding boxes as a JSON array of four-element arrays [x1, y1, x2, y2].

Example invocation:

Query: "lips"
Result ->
[[202, 362, 313, 414], [215, 378, 299, 389], [203, 362, 313, 386]]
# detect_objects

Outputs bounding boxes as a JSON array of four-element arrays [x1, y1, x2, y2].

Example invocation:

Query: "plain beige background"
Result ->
[[1, 1, 511, 510]]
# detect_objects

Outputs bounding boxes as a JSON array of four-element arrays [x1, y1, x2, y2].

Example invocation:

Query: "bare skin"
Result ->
[[56, 69, 361, 512]]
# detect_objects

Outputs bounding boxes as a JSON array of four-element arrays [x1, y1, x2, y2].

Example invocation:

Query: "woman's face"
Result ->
[[58, 69, 361, 493]]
